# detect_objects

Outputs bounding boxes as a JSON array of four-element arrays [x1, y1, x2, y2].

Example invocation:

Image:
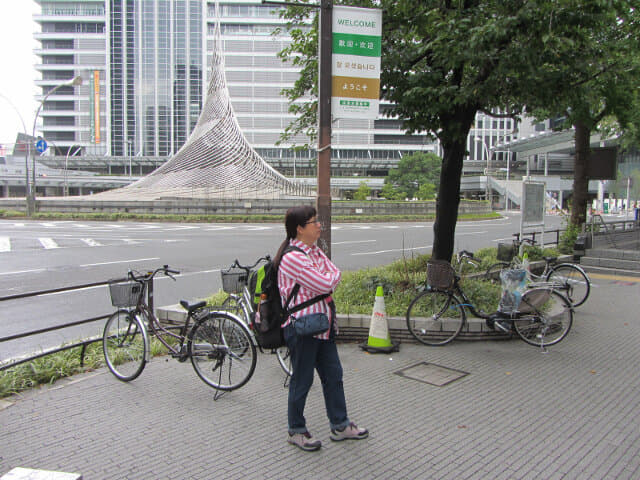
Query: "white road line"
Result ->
[[41, 222, 59, 228], [456, 230, 488, 236], [12, 223, 25, 227], [39, 238, 59, 249], [0, 237, 10, 252], [81, 238, 103, 247], [80, 257, 160, 267], [352, 245, 432, 256], [0, 268, 46, 276], [333, 239, 377, 245]]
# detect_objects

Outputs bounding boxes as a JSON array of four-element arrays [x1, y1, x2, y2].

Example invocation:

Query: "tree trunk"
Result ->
[[571, 122, 591, 226], [432, 139, 468, 261]]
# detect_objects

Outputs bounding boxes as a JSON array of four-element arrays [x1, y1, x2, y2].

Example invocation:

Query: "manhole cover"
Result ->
[[395, 362, 468, 387]]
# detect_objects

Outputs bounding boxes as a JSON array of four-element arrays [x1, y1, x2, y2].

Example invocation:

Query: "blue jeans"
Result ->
[[284, 324, 350, 434]]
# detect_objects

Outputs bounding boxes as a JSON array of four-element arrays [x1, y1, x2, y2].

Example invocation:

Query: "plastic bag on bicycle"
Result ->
[[498, 269, 527, 314]]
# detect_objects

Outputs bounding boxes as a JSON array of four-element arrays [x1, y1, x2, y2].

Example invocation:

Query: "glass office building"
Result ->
[[33, 0, 513, 176]]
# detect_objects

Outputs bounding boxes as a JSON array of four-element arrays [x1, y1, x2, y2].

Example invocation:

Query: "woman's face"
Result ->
[[296, 216, 322, 245]]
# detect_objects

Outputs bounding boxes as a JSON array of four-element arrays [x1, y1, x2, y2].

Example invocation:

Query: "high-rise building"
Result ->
[[33, 0, 514, 177]]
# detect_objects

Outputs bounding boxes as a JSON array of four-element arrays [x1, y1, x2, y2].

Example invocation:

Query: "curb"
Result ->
[[155, 304, 510, 343]]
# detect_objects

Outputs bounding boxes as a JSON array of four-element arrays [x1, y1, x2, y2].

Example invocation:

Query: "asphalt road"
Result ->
[[0, 213, 565, 360]]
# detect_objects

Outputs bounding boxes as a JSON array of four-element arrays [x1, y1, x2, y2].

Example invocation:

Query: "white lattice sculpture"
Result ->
[[96, 17, 311, 200]]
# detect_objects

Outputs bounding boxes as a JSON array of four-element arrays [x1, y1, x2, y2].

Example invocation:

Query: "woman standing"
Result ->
[[275, 205, 368, 452]]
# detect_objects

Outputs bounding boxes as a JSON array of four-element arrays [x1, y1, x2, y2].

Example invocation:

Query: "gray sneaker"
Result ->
[[330, 422, 369, 441], [288, 431, 321, 451]]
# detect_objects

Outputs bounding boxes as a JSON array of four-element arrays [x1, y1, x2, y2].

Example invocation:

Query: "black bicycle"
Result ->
[[103, 265, 256, 397], [406, 260, 574, 349]]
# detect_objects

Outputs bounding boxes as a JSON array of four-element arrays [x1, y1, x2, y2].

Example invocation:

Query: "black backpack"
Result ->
[[251, 245, 329, 349]]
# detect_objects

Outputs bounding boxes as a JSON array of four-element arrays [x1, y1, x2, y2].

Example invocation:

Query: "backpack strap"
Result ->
[[281, 244, 331, 317]]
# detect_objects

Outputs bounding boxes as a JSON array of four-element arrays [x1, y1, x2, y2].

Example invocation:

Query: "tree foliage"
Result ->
[[385, 152, 441, 199], [353, 181, 371, 200], [276, 0, 640, 260], [521, 2, 640, 226]]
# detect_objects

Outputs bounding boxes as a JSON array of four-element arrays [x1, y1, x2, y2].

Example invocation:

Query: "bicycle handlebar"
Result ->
[[229, 255, 271, 273], [457, 249, 475, 259], [128, 264, 180, 282]]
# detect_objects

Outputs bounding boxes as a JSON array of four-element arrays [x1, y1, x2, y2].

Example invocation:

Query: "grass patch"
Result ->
[[2, 243, 555, 398], [0, 332, 180, 399]]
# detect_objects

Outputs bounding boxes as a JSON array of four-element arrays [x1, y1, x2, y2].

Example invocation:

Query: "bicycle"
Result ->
[[485, 237, 591, 307], [406, 259, 574, 350], [103, 265, 256, 399], [220, 256, 292, 377]]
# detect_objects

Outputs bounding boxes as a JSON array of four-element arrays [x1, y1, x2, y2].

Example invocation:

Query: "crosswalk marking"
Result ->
[[0, 237, 10, 252], [81, 238, 102, 247], [39, 238, 59, 249]]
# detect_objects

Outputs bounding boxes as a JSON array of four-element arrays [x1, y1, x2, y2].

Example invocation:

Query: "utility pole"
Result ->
[[316, 0, 332, 257], [261, 0, 333, 257]]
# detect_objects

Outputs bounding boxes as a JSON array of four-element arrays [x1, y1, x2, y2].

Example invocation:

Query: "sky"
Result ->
[[0, 1, 39, 149]]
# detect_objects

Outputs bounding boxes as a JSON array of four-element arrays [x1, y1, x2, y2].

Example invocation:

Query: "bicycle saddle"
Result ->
[[180, 300, 207, 314]]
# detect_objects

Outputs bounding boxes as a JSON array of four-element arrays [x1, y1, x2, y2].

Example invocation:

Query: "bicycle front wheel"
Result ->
[[103, 309, 148, 381], [546, 263, 590, 307], [188, 312, 257, 391], [406, 289, 465, 346], [276, 346, 292, 376], [513, 288, 573, 347]]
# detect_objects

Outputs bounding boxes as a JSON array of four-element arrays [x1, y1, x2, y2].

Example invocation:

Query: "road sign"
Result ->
[[35, 138, 48, 153], [331, 5, 382, 119]]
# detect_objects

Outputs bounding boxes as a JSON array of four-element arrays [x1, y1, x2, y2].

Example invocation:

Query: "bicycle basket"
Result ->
[[109, 280, 144, 308], [497, 242, 516, 262], [221, 267, 248, 294], [427, 259, 455, 290]]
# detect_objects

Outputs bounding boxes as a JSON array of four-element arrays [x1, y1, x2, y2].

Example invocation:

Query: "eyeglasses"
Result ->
[[305, 219, 321, 225]]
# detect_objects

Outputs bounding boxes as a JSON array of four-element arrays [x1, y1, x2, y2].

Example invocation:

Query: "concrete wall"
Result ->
[[0, 197, 491, 217]]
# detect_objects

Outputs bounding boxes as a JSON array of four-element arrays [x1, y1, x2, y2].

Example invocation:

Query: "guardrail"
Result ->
[[0, 278, 129, 372], [513, 229, 563, 247]]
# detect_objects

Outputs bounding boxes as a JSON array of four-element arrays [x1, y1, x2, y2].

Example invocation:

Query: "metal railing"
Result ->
[[586, 215, 640, 250], [0, 278, 127, 372], [513, 229, 563, 247]]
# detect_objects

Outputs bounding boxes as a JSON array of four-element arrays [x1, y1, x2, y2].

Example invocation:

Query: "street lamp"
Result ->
[[0, 93, 30, 207], [127, 139, 133, 179], [475, 136, 491, 204], [64, 144, 82, 196], [29, 75, 83, 214]]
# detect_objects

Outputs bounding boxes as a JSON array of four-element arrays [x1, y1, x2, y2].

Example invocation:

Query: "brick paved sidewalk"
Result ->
[[1, 276, 639, 479]]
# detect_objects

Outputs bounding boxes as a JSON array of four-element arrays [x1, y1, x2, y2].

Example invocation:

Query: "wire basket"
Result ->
[[497, 242, 516, 262], [427, 259, 455, 290], [221, 267, 248, 294], [109, 280, 144, 308]]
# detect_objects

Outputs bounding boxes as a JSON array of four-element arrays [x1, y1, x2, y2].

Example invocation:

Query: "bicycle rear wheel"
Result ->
[[485, 262, 509, 284], [103, 309, 148, 381], [276, 346, 292, 376], [546, 263, 590, 307], [406, 289, 465, 346], [188, 312, 256, 391], [513, 288, 573, 347]]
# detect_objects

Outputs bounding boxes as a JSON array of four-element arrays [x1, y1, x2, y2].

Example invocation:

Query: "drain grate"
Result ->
[[395, 361, 469, 387]]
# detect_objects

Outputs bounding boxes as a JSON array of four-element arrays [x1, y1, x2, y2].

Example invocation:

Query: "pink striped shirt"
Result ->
[[277, 238, 341, 340]]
